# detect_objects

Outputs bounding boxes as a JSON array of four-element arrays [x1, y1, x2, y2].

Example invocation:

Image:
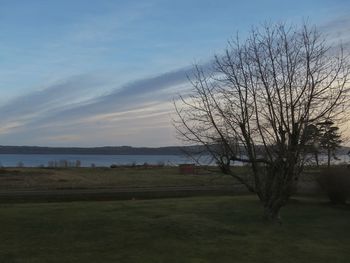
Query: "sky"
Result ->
[[0, 0, 349, 147]]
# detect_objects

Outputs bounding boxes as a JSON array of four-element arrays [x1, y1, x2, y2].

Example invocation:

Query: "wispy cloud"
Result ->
[[320, 14, 350, 50], [30, 65, 192, 125], [0, 74, 108, 125], [0, 65, 194, 146]]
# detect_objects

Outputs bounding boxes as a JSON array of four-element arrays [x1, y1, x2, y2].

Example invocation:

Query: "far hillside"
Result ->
[[0, 145, 349, 156]]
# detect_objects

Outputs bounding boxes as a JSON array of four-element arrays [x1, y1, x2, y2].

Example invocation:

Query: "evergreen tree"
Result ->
[[318, 121, 342, 167], [304, 124, 321, 166]]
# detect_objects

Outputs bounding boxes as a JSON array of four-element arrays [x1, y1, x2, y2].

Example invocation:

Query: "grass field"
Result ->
[[0, 167, 235, 190], [0, 166, 319, 191], [0, 195, 349, 263]]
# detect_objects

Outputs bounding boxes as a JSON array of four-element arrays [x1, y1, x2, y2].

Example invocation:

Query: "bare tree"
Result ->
[[174, 23, 350, 222]]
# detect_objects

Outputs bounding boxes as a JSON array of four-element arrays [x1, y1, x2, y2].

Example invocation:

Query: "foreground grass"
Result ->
[[0, 196, 349, 262]]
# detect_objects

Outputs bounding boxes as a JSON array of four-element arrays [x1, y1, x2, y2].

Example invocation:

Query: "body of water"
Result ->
[[0, 153, 348, 168], [0, 154, 197, 167]]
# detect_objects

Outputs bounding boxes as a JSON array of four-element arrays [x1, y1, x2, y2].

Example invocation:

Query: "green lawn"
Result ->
[[0, 196, 349, 263]]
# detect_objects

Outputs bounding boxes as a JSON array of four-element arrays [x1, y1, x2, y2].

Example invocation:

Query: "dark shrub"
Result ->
[[318, 167, 350, 204]]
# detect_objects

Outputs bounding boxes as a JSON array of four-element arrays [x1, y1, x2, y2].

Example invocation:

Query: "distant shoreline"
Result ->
[[0, 145, 195, 155], [0, 145, 349, 156]]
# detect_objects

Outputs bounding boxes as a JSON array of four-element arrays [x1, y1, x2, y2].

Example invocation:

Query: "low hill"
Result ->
[[0, 145, 203, 155]]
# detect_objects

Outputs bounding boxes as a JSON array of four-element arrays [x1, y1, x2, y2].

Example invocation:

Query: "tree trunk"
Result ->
[[263, 203, 282, 223], [260, 165, 292, 223], [315, 152, 319, 167], [327, 148, 331, 168]]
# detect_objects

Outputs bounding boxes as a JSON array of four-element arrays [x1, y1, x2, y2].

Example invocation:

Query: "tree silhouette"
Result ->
[[174, 23, 349, 222]]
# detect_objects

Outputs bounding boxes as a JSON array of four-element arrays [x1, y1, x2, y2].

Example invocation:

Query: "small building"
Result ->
[[179, 163, 196, 175]]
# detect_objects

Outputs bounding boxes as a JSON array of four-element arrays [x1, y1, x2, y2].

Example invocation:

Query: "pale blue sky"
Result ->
[[0, 0, 349, 146]]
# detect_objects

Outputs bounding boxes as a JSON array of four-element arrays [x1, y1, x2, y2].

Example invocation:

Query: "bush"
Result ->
[[317, 167, 350, 204]]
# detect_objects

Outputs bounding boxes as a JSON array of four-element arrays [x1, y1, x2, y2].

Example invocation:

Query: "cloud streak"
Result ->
[[320, 14, 350, 50], [0, 74, 107, 123], [0, 65, 195, 145], [29, 65, 193, 125]]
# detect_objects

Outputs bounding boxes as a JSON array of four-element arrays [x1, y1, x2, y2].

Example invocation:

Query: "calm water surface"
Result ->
[[0, 154, 197, 167], [0, 154, 348, 168]]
